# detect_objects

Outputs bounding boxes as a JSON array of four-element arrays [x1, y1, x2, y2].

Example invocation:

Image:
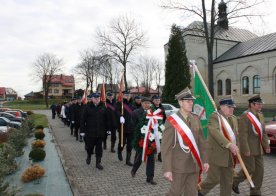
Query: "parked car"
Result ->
[[5, 110, 22, 118], [265, 121, 276, 150], [162, 103, 179, 116], [0, 107, 10, 112], [7, 109, 27, 118], [0, 112, 23, 122], [0, 117, 21, 129]]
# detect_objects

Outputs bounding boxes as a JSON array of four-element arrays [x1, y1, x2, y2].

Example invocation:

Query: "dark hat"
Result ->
[[175, 87, 196, 100], [106, 91, 113, 96], [152, 95, 160, 100], [248, 95, 263, 104], [141, 97, 151, 102], [134, 95, 141, 100], [71, 97, 77, 101], [219, 98, 236, 108], [91, 92, 100, 98], [123, 90, 130, 95]]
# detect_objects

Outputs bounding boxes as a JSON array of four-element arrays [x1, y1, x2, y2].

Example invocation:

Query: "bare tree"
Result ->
[[32, 53, 63, 108], [97, 14, 147, 89], [74, 49, 102, 93], [152, 60, 165, 95], [160, 0, 265, 97]]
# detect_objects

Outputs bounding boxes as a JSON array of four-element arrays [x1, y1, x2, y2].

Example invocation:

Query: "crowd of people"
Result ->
[[49, 88, 270, 196]]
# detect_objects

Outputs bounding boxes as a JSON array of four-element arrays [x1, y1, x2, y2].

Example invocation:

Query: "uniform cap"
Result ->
[[134, 95, 141, 100], [152, 95, 160, 100], [248, 95, 263, 104], [219, 98, 236, 108], [141, 97, 151, 102], [123, 90, 130, 95], [175, 87, 196, 100], [92, 92, 100, 98], [106, 91, 113, 96]]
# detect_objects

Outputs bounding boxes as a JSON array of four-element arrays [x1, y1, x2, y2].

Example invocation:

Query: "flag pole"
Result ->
[[190, 60, 255, 188], [118, 71, 124, 148]]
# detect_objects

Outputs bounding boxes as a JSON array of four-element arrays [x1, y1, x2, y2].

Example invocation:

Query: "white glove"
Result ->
[[120, 116, 125, 124], [80, 133, 85, 137], [71, 121, 75, 124]]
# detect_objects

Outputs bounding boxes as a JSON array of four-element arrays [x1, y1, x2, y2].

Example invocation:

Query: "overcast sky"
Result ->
[[1, 0, 276, 97]]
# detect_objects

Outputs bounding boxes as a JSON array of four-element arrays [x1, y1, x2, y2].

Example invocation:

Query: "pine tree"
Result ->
[[162, 24, 191, 103]]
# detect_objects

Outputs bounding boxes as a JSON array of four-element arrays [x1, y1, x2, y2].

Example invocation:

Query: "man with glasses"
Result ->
[[232, 95, 270, 196], [199, 98, 239, 196]]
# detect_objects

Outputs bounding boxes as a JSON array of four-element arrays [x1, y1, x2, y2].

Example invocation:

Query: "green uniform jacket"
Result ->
[[162, 111, 208, 174], [239, 109, 269, 156], [207, 111, 239, 167]]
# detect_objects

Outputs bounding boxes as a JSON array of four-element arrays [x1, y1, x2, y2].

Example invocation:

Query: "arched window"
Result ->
[[217, 80, 223, 96], [242, 76, 249, 94], [226, 79, 231, 95], [253, 75, 260, 94]]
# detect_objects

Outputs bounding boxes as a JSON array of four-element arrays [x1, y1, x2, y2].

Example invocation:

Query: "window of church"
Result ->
[[242, 76, 249, 94], [253, 75, 260, 94], [217, 80, 223, 96], [226, 79, 231, 95]]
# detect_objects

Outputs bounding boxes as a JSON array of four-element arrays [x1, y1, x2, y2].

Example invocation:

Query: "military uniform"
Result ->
[[199, 108, 239, 196], [162, 88, 208, 196], [233, 95, 269, 196]]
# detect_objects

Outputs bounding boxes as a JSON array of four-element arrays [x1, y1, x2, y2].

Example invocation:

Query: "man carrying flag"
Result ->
[[232, 95, 270, 196], [162, 87, 209, 196], [198, 98, 239, 196]]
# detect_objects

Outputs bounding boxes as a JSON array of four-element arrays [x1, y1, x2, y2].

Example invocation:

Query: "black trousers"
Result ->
[[117, 131, 133, 153], [74, 123, 80, 138], [51, 111, 56, 119], [85, 137, 103, 158], [132, 151, 155, 181], [104, 128, 117, 143]]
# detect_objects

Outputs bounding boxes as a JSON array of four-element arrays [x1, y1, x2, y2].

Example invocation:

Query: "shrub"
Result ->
[[20, 119, 34, 138], [34, 130, 45, 140], [0, 130, 9, 143], [0, 174, 19, 196], [21, 164, 45, 182], [0, 143, 18, 175], [26, 110, 34, 115], [35, 125, 44, 130], [32, 140, 46, 149], [29, 148, 46, 161], [7, 128, 27, 156]]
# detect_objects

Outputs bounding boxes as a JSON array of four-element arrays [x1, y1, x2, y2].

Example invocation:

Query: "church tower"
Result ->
[[217, 0, 229, 29]]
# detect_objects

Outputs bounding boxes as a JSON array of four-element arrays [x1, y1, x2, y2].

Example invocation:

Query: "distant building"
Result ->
[[129, 87, 158, 97], [96, 84, 119, 94], [0, 87, 18, 101], [24, 91, 43, 100], [44, 74, 75, 99]]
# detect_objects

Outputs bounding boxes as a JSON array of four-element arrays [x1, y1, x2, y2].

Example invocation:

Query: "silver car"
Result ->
[[162, 103, 179, 116]]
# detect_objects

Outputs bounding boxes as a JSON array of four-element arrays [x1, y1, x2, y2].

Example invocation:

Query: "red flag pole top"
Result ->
[[100, 80, 106, 107]]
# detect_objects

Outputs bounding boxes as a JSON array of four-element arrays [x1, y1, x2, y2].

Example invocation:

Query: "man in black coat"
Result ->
[[131, 97, 157, 185], [116, 90, 135, 166], [71, 97, 84, 142], [69, 98, 77, 137], [133, 96, 142, 109], [151, 95, 166, 162], [80, 92, 107, 170], [104, 91, 117, 152]]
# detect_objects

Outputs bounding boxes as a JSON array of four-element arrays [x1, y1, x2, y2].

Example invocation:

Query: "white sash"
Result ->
[[217, 113, 236, 144], [247, 112, 263, 138]]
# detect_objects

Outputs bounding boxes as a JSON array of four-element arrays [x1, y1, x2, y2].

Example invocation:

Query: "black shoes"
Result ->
[[126, 161, 133, 166], [131, 170, 135, 177], [111, 148, 116, 153], [146, 179, 157, 185], [232, 184, 240, 194], [96, 163, 104, 170], [118, 152, 123, 161], [198, 191, 204, 196], [86, 156, 91, 165]]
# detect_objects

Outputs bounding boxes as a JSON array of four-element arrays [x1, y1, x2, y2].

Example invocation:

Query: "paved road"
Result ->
[[37, 110, 276, 196]]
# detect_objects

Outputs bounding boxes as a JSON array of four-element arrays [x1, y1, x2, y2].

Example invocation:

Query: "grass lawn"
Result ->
[[28, 113, 48, 128]]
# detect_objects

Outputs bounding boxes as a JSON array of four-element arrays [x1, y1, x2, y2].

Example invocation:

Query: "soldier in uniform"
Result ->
[[104, 91, 117, 152], [151, 95, 166, 162], [133, 96, 142, 109], [232, 95, 270, 196], [80, 92, 107, 170], [71, 97, 84, 142], [131, 97, 157, 185], [162, 87, 209, 196], [116, 90, 134, 166], [198, 98, 239, 196]]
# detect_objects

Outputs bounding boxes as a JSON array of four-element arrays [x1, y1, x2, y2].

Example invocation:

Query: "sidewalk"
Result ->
[[37, 110, 276, 196], [7, 126, 73, 196]]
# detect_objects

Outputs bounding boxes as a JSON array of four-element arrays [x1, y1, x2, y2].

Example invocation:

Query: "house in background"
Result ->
[[45, 74, 75, 99], [0, 87, 17, 101], [24, 91, 43, 100], [129, 87, 158, 98]]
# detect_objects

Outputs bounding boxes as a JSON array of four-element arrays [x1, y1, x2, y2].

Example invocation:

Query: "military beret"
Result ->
[[248, 95, 263, 104], [175, 87, 195, 100]]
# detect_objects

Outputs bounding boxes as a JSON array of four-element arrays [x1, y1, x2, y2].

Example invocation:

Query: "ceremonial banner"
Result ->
[[192, 64, 215, 138]]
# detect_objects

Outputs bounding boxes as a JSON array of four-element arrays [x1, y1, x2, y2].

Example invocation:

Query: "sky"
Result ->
[[1, 0, 276, 97]]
